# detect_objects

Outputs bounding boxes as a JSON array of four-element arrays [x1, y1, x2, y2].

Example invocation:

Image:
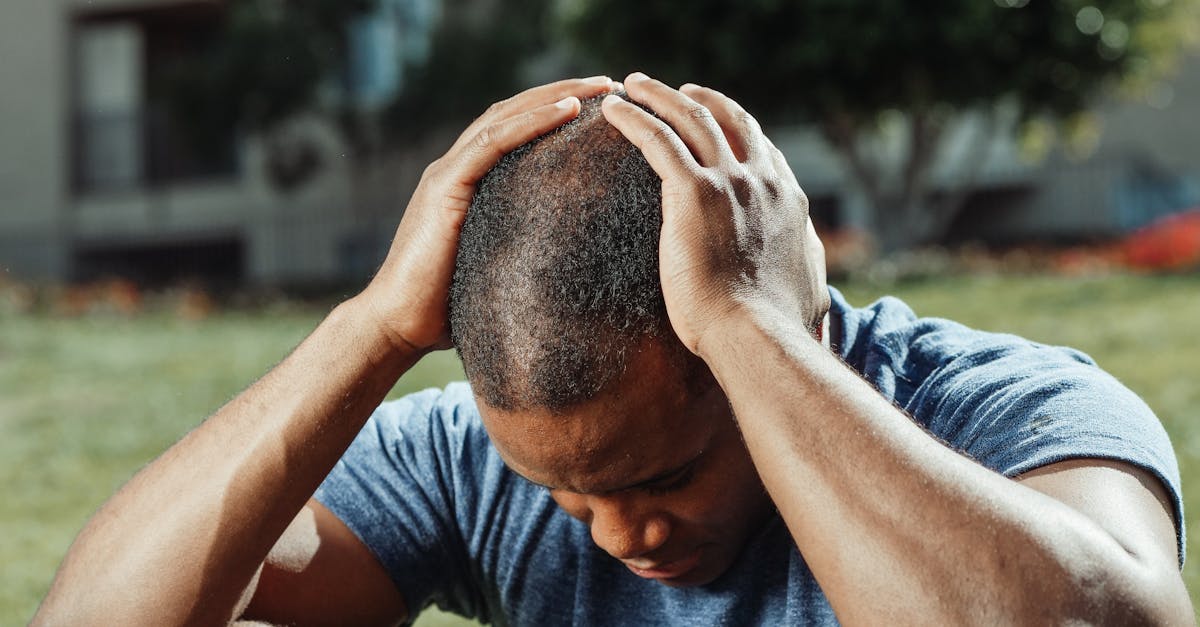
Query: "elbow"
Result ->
[[1036, 557, 1194, 626], [1104, 566, 1194, 626]]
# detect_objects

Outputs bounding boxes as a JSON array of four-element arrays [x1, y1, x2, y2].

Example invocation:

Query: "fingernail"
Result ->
[[611, 82, 624, 93], [627, 72, 648, 83], [583, 75, 611, 85], [602, 94, 623, 106], [556, 96, 578, 109], [680, 83, 701, 91]]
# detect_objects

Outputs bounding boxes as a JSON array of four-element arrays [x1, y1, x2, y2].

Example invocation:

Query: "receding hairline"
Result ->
[[449, 92, 675, 411]]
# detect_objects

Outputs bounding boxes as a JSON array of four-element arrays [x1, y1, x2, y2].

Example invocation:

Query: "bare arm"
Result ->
[[705, 309, 1190, 624], [34, 76, 617, 626], [603, 73, 1192, 625], [36, 295, 417, 626]]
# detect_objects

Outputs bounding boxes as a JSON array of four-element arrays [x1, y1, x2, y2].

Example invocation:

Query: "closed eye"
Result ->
[[642, 463, 697, 496]]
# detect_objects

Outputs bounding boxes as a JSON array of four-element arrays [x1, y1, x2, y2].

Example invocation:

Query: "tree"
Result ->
[[382, 0, 559, 143], [164, 0, 379, 190], [165, 0, 557, 190], [160, 0, 558, 284], [560, 0, 1198, 251]]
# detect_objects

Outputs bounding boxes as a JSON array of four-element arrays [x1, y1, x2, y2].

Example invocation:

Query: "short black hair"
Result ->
[[449, 93, 691, 411]]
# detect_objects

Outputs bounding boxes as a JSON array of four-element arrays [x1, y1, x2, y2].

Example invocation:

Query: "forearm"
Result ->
[[702, 308, 1169, 625], [36, 295, 420, 625]]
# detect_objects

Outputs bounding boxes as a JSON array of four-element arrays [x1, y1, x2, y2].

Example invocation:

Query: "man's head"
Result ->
[[448, 94, 773, 586], [450, 93, 676, 411]]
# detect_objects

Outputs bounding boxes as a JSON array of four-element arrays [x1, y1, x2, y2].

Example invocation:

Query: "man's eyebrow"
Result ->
[[524, 456, 700, 495], [616, 459, 697, 492]]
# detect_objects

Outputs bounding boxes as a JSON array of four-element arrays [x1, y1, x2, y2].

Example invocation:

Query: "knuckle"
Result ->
[[472, 126, 496, 152], [483, 99, 507, 117], [733, 108, 758, 130], [643, 123, 677, 148], [686, 104, 716, 123]]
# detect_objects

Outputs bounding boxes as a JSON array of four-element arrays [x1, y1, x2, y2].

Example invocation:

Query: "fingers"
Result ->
[[449, 96, 583, 185], [490, 75, 615, 119], [601, 94, 699, 182], [454, 76, 616, 151], [622, 72, 734, 167], [678, 83, 767, 162]]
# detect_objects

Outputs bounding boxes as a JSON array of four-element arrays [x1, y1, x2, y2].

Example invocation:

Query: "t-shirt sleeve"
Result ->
[[312, 386, 486, 620], [907, 336, 1186, 566]]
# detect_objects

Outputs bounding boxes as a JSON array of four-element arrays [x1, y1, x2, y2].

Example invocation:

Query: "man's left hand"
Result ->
[[601, 72, 829, 358]]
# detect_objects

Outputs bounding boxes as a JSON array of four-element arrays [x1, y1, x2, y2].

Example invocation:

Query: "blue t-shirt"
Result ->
[[314, 287, 1184, 626]]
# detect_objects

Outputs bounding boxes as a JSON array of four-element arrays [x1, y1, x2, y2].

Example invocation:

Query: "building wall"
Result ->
[[1098, 52, 1200, 177], [949, 52, 1200, 244], [0, 0, 420, 286], [0, 0, 69, 278]]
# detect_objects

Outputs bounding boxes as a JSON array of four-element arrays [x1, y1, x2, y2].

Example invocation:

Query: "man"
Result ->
[[35, 74, 1190, 625]]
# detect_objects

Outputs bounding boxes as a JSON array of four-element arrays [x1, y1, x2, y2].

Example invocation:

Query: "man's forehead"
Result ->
[[474, 333, 725, 489], [477, 376, 727, 495], [501, 444, 696, 496], [482, 403, 687, 486]]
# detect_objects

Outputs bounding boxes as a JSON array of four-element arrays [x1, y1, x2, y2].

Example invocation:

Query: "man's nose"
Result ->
[[587, 495, 671, 560]]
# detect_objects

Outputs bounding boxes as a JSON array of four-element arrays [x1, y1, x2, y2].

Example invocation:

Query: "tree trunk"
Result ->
[[821, 107, 999, 255]]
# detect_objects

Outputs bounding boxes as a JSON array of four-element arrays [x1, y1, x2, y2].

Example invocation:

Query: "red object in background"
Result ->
[[1120, 209, 1200, 271]]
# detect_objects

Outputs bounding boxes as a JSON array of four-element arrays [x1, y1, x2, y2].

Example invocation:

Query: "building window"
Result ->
[[74, 21, 144, 191], [71, 4, 237, 194]]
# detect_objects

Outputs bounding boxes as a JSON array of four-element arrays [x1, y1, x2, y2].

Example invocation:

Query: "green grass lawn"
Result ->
[[2, 273, 1197, 623]]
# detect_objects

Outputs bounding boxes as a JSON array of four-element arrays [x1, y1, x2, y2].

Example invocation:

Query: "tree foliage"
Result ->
[[167, 0, 377, 141], [382, 0, 556, 141], [165, 0, 555, 186], [561, 0, 1198, 249]]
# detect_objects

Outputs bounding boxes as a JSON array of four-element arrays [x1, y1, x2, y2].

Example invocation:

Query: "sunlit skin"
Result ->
[[481, 339, 774, 587]]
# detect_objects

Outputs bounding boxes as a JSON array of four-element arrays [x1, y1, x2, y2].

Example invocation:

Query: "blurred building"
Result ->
[[0, 0, 439, 286], [776, 56, 1200, 246], [2, 0, 1199, 286], [945, 64, 1200, 245]]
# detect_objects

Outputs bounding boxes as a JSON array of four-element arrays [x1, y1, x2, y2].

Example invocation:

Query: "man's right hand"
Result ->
[[360, 76, 618, 354]]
